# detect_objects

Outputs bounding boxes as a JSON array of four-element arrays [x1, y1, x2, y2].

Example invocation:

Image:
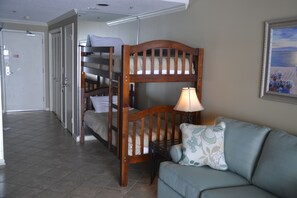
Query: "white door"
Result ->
[[64, 24, 73, 133], [2, 30, 44, 112]]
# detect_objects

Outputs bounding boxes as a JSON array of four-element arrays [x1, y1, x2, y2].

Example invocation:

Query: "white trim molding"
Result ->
[[106, 4, 187, 26], [76, 135, 96, 142], [47, 9, 77, 26], [0, 159, 5, 166], [0, 18, 47, 26], [162, 0, 189, 7]]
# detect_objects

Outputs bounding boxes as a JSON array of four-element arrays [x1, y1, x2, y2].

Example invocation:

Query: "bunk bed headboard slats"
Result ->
[[123, 40, 202, 83]]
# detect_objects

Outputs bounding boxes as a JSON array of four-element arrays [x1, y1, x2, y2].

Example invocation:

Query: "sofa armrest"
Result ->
[[170, 143, 183, 163]]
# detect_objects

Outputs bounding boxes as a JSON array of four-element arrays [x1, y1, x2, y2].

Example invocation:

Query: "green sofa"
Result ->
[[157, 117, 297, 198]]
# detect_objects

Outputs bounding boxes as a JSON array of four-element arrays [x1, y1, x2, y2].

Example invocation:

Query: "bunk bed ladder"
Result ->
[[113, 77, 122, 158], [107, 47, 122, 158]]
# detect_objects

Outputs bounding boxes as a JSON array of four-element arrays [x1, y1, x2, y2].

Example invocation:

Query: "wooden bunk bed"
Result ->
[[80, 40, 204, 186]]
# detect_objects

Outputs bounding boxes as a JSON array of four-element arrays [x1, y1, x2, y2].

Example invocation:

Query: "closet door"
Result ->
[[2, 30, 44, 112], [64, 24, 73, 133], [51, 31, 63, 122]]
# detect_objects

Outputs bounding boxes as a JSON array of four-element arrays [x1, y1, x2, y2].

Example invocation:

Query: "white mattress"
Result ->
[[85, 55, 194, 75], [84, 110, 179, 156], [126, 56, 193, 75]]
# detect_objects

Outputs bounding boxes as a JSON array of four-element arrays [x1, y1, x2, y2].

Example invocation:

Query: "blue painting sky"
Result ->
[[272, 27, 297, 51]]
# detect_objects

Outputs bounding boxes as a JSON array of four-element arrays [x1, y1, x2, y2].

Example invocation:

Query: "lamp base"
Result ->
[[183, 112, 193, 124]]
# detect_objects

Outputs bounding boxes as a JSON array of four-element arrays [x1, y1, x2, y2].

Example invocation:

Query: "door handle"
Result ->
[[62, 78, 70, 87], [62, 83, 69, 87], [5, 66, 13, 76]]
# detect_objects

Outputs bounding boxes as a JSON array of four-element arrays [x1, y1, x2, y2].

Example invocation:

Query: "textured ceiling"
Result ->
[[0, 0, 186, 24]]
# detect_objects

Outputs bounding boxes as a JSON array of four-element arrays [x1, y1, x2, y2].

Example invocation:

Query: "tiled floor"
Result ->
[[1, 111, 157, 198]]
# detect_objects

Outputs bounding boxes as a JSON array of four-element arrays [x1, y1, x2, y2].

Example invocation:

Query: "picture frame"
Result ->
[[261, 17, 297, 104]]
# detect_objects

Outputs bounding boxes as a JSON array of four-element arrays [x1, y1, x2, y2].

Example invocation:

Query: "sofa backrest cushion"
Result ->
[[216, 117, 270, 182], [252, 130, 297, 198]]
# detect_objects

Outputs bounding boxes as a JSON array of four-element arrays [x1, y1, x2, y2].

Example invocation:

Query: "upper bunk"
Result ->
[[80, 39, 204, 98]]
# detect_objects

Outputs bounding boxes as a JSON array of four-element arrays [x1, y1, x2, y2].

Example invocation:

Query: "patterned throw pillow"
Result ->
[[179, 122, 228, 170]]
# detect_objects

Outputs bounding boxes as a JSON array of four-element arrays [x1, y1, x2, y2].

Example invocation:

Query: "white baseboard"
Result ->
[[0, 159, 6, 166], [75, 135, 96, 142], [85, 135, 97, 141]]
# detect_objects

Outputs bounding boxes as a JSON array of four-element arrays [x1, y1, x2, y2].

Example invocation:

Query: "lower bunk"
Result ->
[[81, 88, 184, 186]]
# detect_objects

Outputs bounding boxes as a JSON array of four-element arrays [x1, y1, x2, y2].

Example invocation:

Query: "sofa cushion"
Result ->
[[158, 178, 183, 198], [216, 117, 270, 181], [159, 161, 249, 198], [252, 130, 297, 198], [179, 122, 228, 170], [201, 185, 277, 198]]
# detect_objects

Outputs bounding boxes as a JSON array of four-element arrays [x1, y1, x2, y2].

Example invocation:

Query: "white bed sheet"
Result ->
[[85, 55, 194, 75], [84, 110, 179, 156]]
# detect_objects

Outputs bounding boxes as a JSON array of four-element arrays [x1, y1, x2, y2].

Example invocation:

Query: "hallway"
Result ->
[[1, 111, 157, 197]]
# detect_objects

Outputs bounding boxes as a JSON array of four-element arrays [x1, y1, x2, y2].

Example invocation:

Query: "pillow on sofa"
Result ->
[[179, 122, 228, 170]]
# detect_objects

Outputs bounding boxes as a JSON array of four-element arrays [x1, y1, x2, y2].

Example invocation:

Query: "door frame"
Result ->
[[0, 30, 5, 113], [1, 29, 45, 112]]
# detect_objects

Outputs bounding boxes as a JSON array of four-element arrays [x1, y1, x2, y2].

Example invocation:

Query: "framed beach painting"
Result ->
[[261, 17, 297, 104]]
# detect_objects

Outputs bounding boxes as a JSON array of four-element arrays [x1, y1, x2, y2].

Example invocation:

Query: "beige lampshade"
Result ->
[[174, 87, 204, 112]]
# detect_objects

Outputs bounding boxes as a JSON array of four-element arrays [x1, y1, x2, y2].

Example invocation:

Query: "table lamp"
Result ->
[[174, 87, 204, 123]]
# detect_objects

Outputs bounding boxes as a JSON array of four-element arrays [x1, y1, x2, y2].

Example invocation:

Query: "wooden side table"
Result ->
[[150, 139, 181, 184]]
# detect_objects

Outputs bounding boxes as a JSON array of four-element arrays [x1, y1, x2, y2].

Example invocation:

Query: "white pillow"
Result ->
[[89, 35, 124, 55], [179, 122, 228, 170], [90, 96, 117, 113]]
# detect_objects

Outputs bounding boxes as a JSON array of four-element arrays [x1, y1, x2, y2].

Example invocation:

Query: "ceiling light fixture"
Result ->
[[88, 7, 98, 10], [97, 3, 109, 7]]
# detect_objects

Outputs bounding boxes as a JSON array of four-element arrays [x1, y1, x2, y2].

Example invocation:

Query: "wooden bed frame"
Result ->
[[80, 40, 204, 186]]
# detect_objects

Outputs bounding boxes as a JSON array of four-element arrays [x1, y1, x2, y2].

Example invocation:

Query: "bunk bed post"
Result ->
[[120, 45, 130, 187], [80, 71, 86, 144], [108, 47, 114, 151], [117, 76, 122, 159]]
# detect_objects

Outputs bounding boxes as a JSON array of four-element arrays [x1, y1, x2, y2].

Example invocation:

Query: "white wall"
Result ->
[[133, 0, 297, 134], [78, 20, 138, 44]]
